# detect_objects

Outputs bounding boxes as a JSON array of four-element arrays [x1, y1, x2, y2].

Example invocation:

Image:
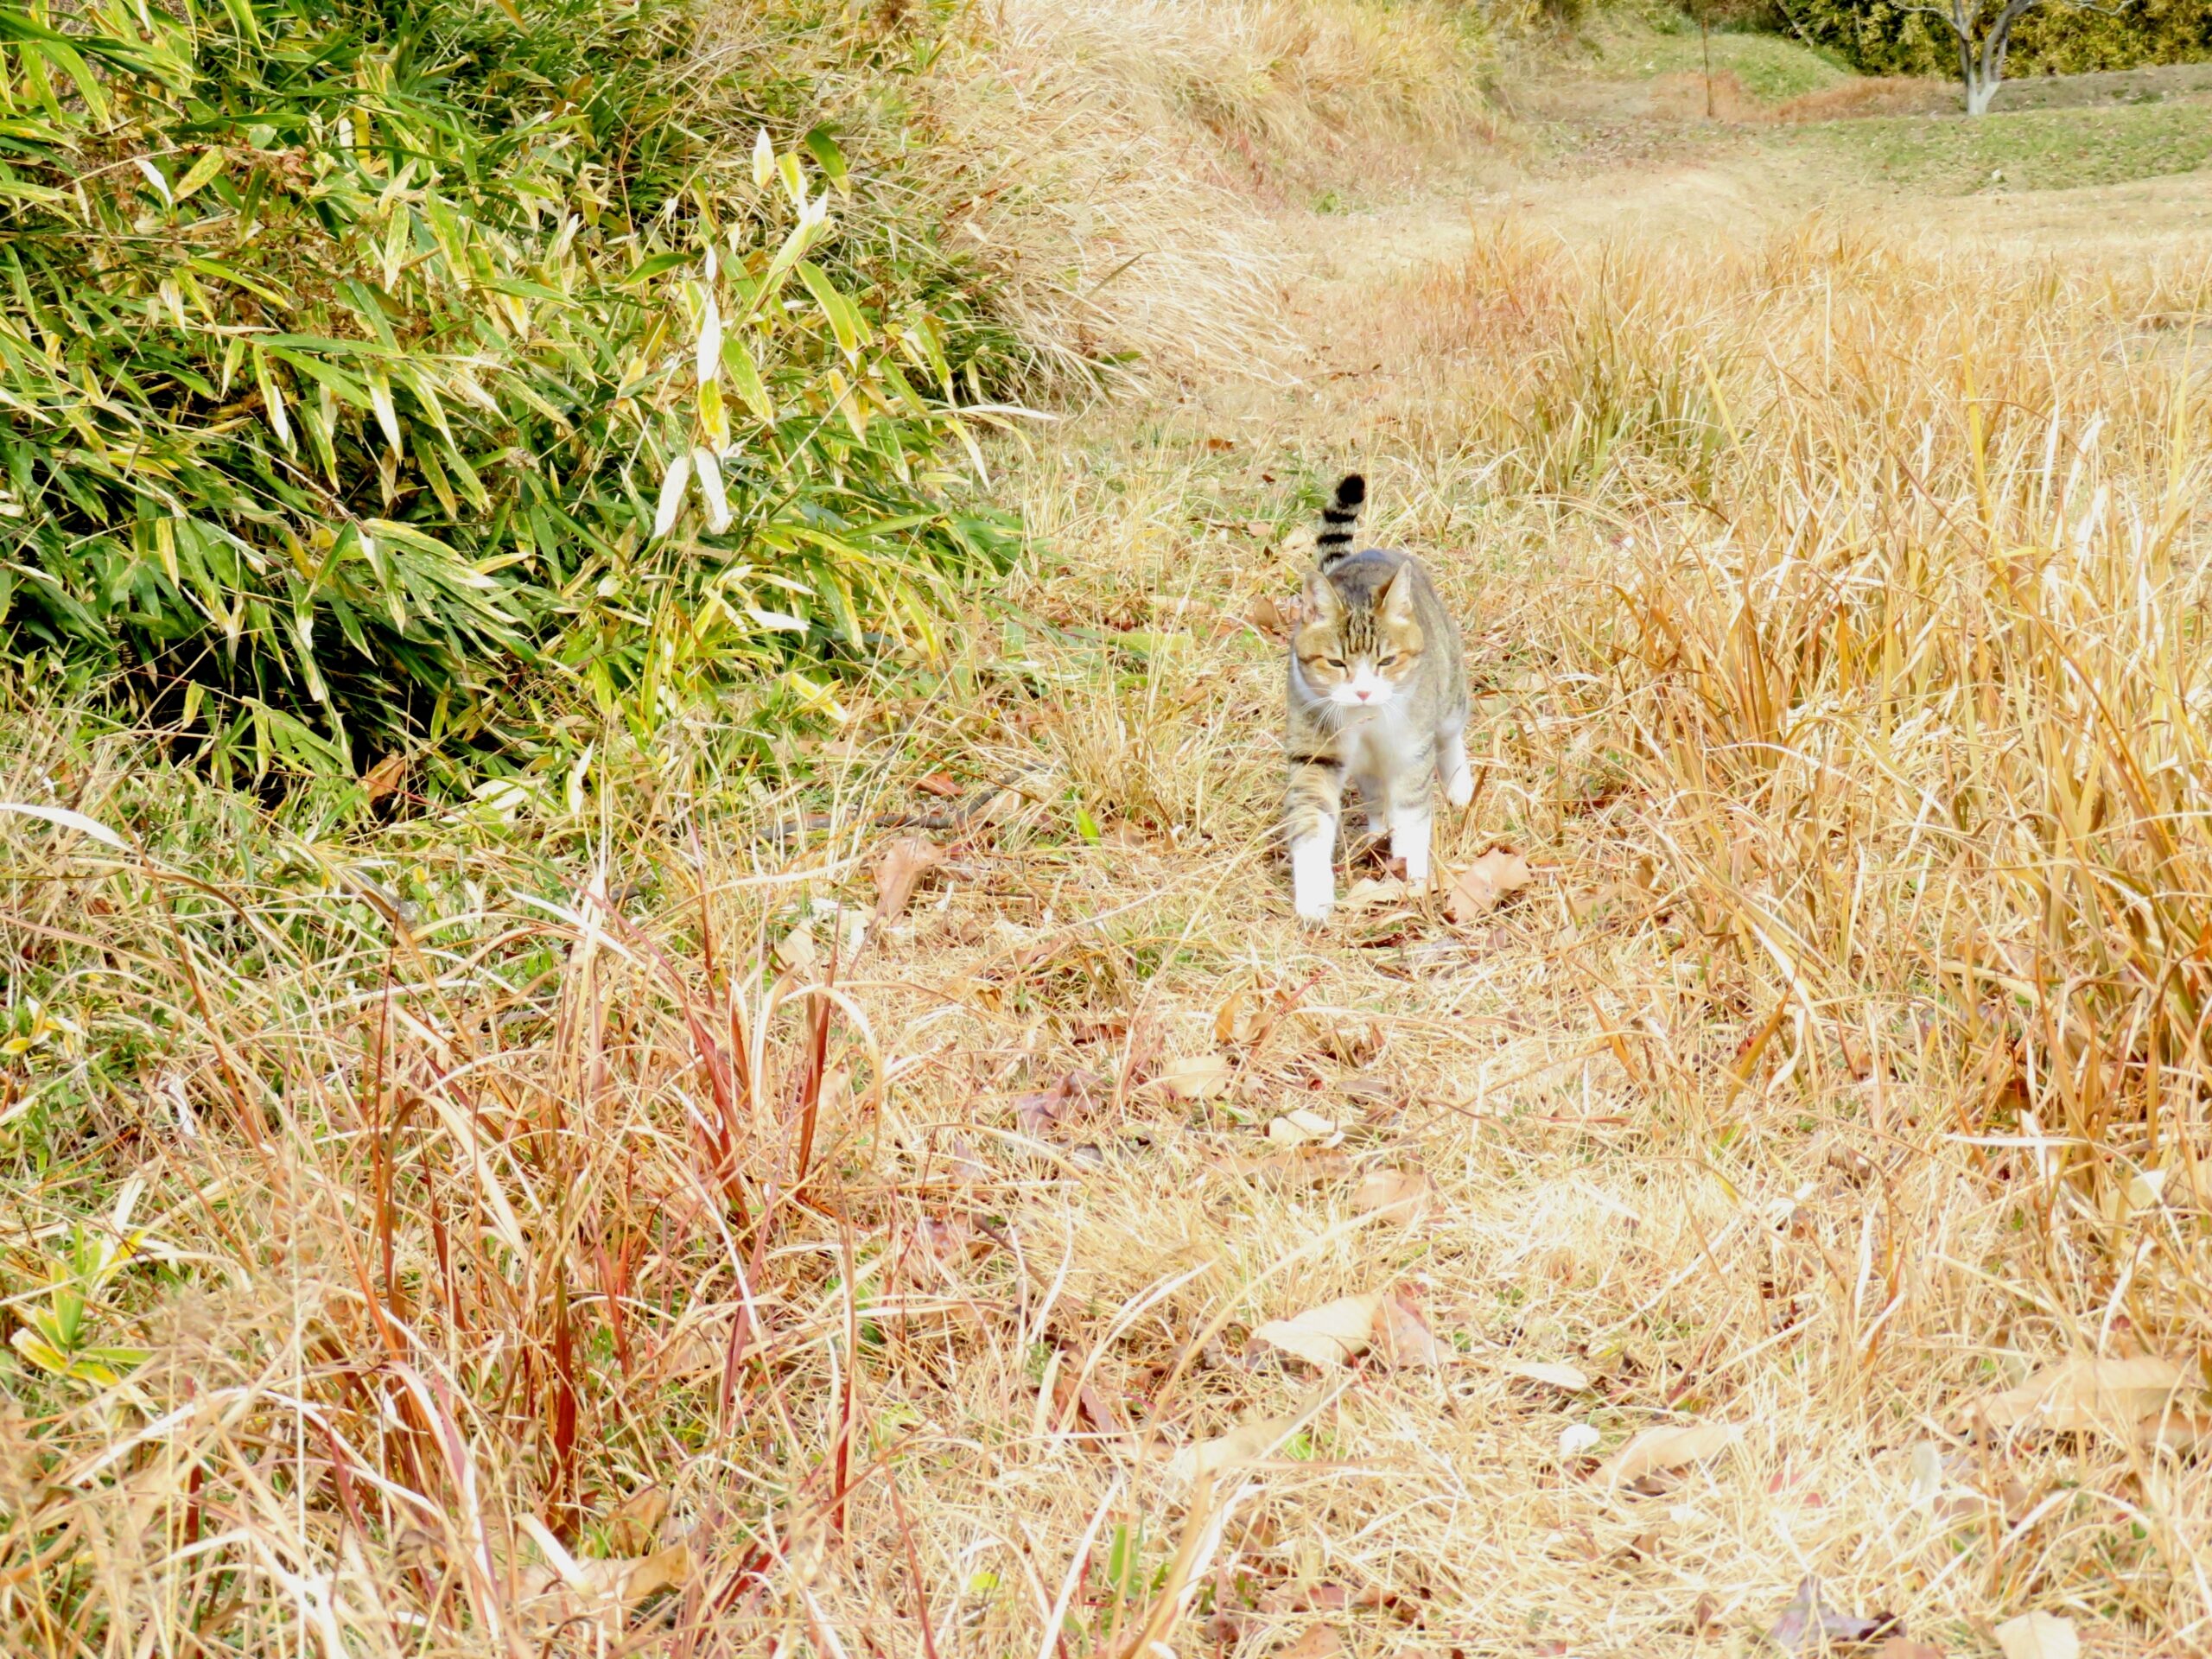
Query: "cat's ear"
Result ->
[[1302, 571, 1342, 618], [1377, 566, 1417, 624]]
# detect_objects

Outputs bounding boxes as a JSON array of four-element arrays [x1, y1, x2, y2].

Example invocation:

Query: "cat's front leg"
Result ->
[[1284, 750, 1345, 923], [1290, 828, 1337, 922], [1389, 798, 1433, 885], [1440, 728, 1474, 809]]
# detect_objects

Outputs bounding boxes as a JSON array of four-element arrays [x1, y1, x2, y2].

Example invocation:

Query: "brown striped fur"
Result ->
[[1283, 474, 1472, 920]]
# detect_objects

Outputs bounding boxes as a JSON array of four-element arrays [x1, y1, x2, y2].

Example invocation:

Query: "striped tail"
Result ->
[[1316, 473, 1365, 569]]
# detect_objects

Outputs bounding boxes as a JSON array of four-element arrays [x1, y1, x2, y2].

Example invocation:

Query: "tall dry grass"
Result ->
[[920, 0, 1493, 386], [12, 39, 2212, 1659], [1380, 221, 2212, 1638]]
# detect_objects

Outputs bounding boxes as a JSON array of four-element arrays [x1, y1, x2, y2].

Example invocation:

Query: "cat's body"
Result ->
[[1282, 474, 1471, 921]]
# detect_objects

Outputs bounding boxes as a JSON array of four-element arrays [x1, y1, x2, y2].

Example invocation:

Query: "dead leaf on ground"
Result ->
[[1876, 1642, 1947, 1659], [1305, 1016, 1383, 1068], [1268, 1108, 1343, 1148], [361, 753, 407, 801], [1373, 1291, 1451, 1370], [1443, 849, 1531, 923], [1014, 1068, 1103, 1136], [2139, 1407, 2212, 1452], [1274, 1629, 1343, 1659], [1505, 1361, 1590, 1392], [774, 925, 817, 976], [1249, 595, 1301, 641], [916, 771, 963, 798], [1047, 1357, 1128, 1440], [516, 1537, 692, 1629], [601, 1487, 668, 1555], [1351, 1165, 1432, 1224], [1993, 1611, 2078, 1659], [1764, 1575, 1900, 1653], [1595, 1421, 1741, 1487], [1250, 1291, 1385, 1368], [872, 836, 945, 923], [1974, 1354, 2191, 1435], [1167, 1389, 1328, 1485], [1341, 875, 1412, 912], [1212, 1147, 1353, 1185], [1217, 979, 1306, 1051], [1151, 1053, 1234, 1100]]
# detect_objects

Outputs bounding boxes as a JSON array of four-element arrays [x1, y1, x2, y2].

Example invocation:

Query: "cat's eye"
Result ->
[[1321, 657, 1345, 670]]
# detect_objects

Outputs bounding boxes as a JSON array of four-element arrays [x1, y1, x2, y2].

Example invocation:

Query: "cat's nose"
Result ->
[[1353, 689, 1374, 702]]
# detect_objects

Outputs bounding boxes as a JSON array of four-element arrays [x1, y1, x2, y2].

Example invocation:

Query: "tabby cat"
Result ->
[[1282, 474, 1472, 922]]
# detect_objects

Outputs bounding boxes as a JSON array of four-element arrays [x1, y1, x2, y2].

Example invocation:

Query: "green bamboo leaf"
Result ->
[[721, 331, 774, 423], [173, 148, 227, 202], [797, 262, 864, 359]]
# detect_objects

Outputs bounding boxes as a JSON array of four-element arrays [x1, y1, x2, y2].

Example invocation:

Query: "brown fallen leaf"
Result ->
[[1167, 1389, 1330, 1484], [872, 836, 945, 923], [1993, 1611, 2078, 1659], [2138, 1407, 2212, 1452], [1013, 1068, 1103, 1137], [1505, 1361, 1590, 1392], [1351, 1166, 1432, 1225], [774, 925, 817, 976], [361, 753, 407, 801], [1876, 1641, 1947, 1659], [1274, 1629, 1343, 1659], [1373, 1291, 1451, 1370], [1267, 1108, 1343, 1148], [1595, 1421, 1740, 1486], [1211, 1147, 1354, 1186], [1047, 1357, 1128, 1440], [1340, 875, 1412, 912], [1151, 1053, 1233, 1100], [1976, 1354, 2191, 1435], [1249, 594, 1300, 641], [601, 1486, 668, 1556], [516, 1540, 692, 1630], [1764, 1575, 1900, 1653], [1443, 849, 1531, 923], [1685, 1592, 1720, 1636], [1250, 1291, 1385, 1368]]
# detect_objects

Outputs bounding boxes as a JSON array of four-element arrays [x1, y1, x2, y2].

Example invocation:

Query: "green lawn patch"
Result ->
[[1777, 99, 2212, 193], [1586, 18, 1857, 104]]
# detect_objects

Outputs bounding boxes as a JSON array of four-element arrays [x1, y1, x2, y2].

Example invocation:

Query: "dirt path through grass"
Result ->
[[859, 114, 2212, 1652]]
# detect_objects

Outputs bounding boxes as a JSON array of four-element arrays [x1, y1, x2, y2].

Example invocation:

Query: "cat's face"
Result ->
[[1294, 569, 1424, 708]]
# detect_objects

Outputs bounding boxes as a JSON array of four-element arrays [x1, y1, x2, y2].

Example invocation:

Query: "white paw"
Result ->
[[1445, 771, 1474, 808], [1291, 834, 1334, 923]]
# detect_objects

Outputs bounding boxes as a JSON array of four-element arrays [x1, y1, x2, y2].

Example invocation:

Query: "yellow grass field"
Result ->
[[5, 5, 2212, 1656]]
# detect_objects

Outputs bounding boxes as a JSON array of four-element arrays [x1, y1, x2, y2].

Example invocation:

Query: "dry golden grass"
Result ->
[[9, 15, 2212, 1659], [918, 0, 1492, 386]]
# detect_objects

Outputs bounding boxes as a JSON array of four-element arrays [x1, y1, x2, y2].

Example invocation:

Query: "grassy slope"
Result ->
[[1779, 96, 2212, 191], [1582, 15, 1856, 102]]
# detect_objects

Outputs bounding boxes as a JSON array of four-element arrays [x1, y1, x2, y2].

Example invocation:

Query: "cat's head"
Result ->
[[1294, 563, 1424, 708]]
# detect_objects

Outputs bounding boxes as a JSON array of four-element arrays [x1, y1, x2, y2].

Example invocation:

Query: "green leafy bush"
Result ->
[[1775, 0, 2212, 79], [0, 0, 1017, 779]]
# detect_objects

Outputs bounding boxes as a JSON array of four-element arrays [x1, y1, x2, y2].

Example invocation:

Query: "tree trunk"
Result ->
[[1964, 72, 2000, 115]]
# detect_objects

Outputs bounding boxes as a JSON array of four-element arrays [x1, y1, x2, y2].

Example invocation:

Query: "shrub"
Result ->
[[1777, 0, 2212, 79], [0, 0, 1017, 780]]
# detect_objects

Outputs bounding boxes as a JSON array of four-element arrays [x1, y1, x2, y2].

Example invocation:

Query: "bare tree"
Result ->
[[1901, 0, 2037, 112], [1897, 0, 2128, 114]]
